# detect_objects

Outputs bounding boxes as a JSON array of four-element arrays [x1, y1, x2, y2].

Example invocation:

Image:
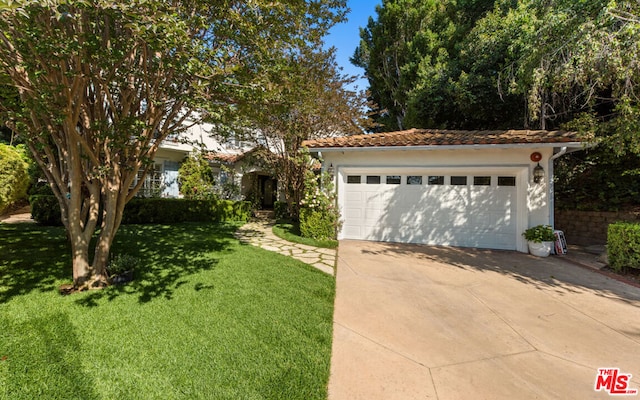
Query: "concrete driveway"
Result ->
[[329, 240, 640, 399]]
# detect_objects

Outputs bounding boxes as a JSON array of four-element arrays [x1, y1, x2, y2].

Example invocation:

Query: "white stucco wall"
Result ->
[[316, 146, 558, 252]]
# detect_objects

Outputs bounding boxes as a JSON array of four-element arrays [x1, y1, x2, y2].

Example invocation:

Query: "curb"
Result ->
[[561, 256, 640, 289]]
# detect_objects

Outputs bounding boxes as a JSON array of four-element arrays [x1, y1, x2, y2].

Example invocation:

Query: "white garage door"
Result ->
[[341, 171, 519, 250]]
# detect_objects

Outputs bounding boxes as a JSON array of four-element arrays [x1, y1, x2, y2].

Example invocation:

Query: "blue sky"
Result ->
[[324, 1, 381, 92]]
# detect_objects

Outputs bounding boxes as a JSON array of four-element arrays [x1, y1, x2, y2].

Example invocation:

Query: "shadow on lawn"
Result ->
[[0, 224, 71, 303], [1, 312, 100, 399], [0, 222, 239, 306]]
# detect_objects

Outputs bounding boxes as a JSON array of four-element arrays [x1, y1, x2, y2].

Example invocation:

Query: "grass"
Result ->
[[0, 222, 335, 399], [272, 222, 338, 249]]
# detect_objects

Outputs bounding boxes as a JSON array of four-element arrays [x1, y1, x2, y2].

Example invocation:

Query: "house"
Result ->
[[303, 129, 586, 253], [138, 120, 279, 207]]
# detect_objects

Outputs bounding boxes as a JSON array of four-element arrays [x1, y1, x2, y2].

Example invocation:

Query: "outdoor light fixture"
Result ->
[[327, 163, 335, 177], [533, 163, 545, 184]]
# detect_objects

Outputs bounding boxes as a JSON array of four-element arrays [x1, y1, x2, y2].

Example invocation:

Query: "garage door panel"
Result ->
[[342, 172, 519, 250], [345, 208, 363, 219], [346, 191, 363, 202]]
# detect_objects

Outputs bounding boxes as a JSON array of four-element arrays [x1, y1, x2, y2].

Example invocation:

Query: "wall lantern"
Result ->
[[533, 163, 545, 184], [327, 163, 335, 178], [530, 152, 544, 184]]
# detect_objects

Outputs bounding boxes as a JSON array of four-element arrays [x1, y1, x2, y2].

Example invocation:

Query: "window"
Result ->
[[428, 176, 444, 185], [134, 164, 163, 197], [347, 175, 361, 184], [407, 176, 422, 185], [386, 175, 401, 184], [474, 176, 491, 186], [451, 176, 467, 186], [367, 175, 381, 184], [498, 176, 516, 186]]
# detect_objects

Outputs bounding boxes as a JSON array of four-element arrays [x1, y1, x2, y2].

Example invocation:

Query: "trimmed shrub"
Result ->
[[274, 201, 290, 221], [608, 222, 640, 272], [31, 196, 252, 226], [122, 198, 252, 224], [0, 143, 29, 214], [299, 208, 338, 241], [30, 194, 62, 225]]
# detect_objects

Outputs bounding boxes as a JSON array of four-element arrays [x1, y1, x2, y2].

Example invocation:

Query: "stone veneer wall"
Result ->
[[554, 210, 640, 246]]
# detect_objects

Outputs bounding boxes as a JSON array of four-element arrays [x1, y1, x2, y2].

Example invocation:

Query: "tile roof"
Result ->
[[206, 152, 245, 163], [302, 129, 581, 149]]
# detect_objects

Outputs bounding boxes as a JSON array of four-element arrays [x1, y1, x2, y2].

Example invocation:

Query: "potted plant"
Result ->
[[522, 225, 556, 257]]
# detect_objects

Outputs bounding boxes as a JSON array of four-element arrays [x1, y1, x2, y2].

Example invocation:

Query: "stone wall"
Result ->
[[554, 210, 640, 246]]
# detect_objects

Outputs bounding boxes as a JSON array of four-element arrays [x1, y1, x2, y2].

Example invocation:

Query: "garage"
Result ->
[[341, 169, 522, 250], [303, 128, 585, 253]]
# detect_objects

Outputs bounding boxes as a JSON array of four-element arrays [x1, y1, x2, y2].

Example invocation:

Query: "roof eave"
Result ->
[[306, 141, 588, 152]]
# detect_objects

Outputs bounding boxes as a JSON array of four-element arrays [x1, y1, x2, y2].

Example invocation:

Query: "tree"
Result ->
[[353, 0, 506, 131], [236, 46, 370, 218], [178, 153, 215, 200], [0, 0, 346, 288]]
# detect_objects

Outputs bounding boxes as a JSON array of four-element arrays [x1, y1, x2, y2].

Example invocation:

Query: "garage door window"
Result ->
[[407, 176, 422, 185], [428, 176, 444, 185], [386, 175, 401, 184], [451, 176, 467, 185], [347, 175, 361, 184], [367, 176, 381, 184], [473, 176, 491, 186], [498, 176, 516, 186]]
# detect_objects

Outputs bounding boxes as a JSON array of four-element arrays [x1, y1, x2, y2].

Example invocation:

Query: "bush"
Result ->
[[274, 201, 290, 221], [29, 195, 62, 225], [178, 153, 216, 200], [299, 170, 340, 240], [31, 196, 252, 226], [608, 222, 640, 272], [299, 208, 338, 241], [122, 198, 252, 224], [0, 143, 29, 214]]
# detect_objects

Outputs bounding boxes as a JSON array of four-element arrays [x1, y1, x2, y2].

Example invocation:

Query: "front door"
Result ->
[[258, 175, 277, 208]]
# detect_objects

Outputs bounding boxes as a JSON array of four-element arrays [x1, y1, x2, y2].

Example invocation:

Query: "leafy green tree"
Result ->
[[353, 0, 507, 131], [0, 0, 346, 288], [235, 46, 370, 218], [178, 153, 216, 200]]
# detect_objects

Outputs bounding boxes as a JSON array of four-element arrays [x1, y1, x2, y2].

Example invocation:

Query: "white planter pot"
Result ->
[[528, 241, 553, 257]]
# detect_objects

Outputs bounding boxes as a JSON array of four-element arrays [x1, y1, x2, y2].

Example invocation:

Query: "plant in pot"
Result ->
[[107, 254, 139, 284], [522, 225, 556, 257]]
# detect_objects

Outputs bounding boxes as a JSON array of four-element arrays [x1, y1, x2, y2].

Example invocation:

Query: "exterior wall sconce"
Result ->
[[327, 163, 334, 178], [533, 163, 545, 184]]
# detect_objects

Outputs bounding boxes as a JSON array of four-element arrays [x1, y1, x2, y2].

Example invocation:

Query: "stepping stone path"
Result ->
[[234, 219, 337, 276]]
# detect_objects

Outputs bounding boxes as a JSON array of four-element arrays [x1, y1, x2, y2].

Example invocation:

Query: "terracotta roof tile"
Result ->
[[302, 128, 581, 149], [206, 152, 245, 163]]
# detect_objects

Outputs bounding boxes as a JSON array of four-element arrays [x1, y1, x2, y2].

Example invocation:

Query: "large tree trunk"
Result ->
[[92, 179, 128, 283]]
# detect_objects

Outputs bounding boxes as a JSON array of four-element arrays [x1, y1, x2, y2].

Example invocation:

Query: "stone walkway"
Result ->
[[234, 219, 337, 276]]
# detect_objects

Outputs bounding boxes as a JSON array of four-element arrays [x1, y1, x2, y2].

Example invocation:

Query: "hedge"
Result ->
[[30, 196, 252, 226], [299, 208, 338, 241], [0, 144, 29, 214], [29, 195, 62, 226], [607, 222, 640, 272]]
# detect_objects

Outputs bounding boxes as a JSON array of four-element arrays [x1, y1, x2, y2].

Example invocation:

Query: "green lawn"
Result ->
[[0, 222, 335, 399], [272, 222, 338, 249]]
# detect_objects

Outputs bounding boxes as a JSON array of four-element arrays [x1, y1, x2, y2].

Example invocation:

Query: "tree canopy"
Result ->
[[234, 45, 371, 218], [355, 0, 640, 153], [0, 0, 347, 287]]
